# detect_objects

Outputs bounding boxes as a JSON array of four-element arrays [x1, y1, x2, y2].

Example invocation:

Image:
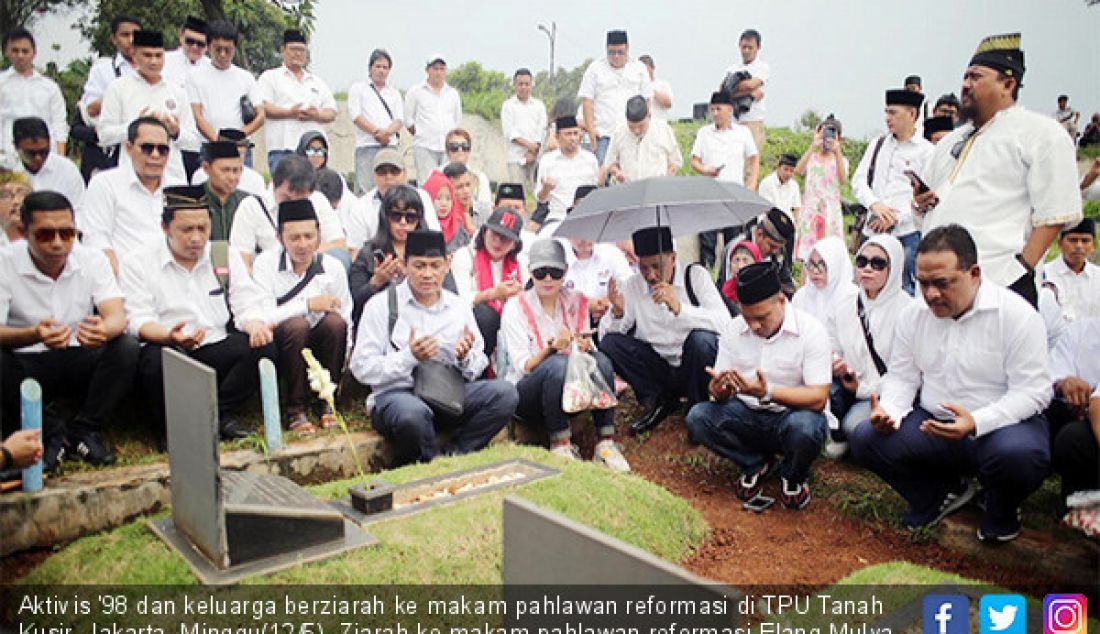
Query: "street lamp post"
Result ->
[[537, 22, 556, 82]]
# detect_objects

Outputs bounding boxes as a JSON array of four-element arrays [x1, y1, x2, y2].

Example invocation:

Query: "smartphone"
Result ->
[[905, 169, 929, 194], [742, 495, 775, 513], [823, 126, 837, 143], [372, 248, 386, 264]]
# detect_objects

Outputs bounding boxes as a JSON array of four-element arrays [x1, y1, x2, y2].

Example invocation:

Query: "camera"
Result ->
[[719, 70, 755, 119]]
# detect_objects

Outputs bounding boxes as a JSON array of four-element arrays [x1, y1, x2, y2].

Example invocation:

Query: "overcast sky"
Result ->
[[30, 0, 1100, 139]]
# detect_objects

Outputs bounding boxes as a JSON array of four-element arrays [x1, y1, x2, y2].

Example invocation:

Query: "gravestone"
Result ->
[[149, 349, 376, 585]]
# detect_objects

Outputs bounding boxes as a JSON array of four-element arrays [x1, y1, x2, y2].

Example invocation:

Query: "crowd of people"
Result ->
[[0, 17, 1097, 544]]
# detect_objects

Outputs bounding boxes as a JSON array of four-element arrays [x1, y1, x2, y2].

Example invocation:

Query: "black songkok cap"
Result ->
[[887, 89, 924, 108], [762, 207, 795, 243], [555, 115, 579, 130], [970, 33, 1025, 81], [283, 29, 307, 45], [632, 226, 674, 258], [278, 199, 316, 226], [182, 16, 208, 34], [495, 182, 525, 203], [406, 230, 447, 258], [736, 262, 782, 305], [164, 186, 208, 211], [606, 30, 628, 46], [132, 30, 164, 48], [904, 75, 922, 87], [923, 116, 955, 141], [710, 91, 733, 106], [217, 128, 252, 146], [1062, 218, 1096, 237], [625, 95, 649, 122], [202, 141, 240, 162]]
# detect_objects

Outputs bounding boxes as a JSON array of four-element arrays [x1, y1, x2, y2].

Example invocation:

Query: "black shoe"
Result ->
[[219, 416, 253, 441], [69, 430, 116, 466], [42, 435, 67, 473], [629, 398, 679, 436]]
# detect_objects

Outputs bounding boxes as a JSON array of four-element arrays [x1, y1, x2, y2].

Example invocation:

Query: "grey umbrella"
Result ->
[[551, 175, 772, 244]]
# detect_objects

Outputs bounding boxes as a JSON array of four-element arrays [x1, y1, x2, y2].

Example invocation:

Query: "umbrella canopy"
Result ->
[[552, 176, 772, 242]]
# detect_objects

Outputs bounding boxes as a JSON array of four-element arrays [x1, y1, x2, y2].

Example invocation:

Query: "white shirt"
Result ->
[[81, 54, 136, 108], [501, 95, 548, 165], [599, 263, 725, 366], [500, 288, 588, 384], [563, 243, 633, 300], [878, 282, 1052, 438], [650, 78, 673, 121], [853, 133, 934, 237], [191, 164, 266, 196], [535, 149, 599, 224], [1051, 318, 1100, 387], [162, 49, 209, 90], [79, 162, 164, 257], [1038, 284, 1068, 351], [604, 118, 682, 180], [342, 186, 439, 250], [97, 74, 196, 186], [350, 281, 487, 410], [0, 243, 123, 353], [228, 191, 345, 258], [723, 57, 770, 122], [186, 61, 257, 136], [251, 248, 351, 329], [1042, 257, 1100, 322], [921, 105, 1082, 286], [691, 123, 757, 184], [347, 80, 403, 148], [449, 245, 528, 303], [757, 171, 801, 215], [577, 58, 652, 136], [120, 240, 264, 346], [16, 152, 85, 211], [0, 69, 69, 169], [254, 65, 337, 152], [716, 305, 832, 412], [404, 81, 462, 152]]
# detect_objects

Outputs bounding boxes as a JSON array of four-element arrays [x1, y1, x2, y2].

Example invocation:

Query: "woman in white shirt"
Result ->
[[792, 236, 857, 327], [825, 234, 915, 457], [500, 239, 628, 471]]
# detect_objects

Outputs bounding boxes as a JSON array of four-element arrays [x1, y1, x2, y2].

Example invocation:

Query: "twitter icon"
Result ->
[[981, 594, 1027, 634]]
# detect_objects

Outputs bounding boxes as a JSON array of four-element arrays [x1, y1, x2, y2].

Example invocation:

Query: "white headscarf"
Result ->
[[858, 234, 912, 352], [792, 237, 857, 324]]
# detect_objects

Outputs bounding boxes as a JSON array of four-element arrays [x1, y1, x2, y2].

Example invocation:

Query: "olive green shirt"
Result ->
[[204, 183, 249, 241]]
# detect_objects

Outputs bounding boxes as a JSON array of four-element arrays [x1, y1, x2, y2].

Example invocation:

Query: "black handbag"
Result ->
[[387, 286, 466, 416], [240, 95, 258, 125]]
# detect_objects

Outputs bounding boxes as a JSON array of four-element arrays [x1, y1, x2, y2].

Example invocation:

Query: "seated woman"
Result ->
[[824, 235, 914, 457], [500, 239, 628, 471], [719, 240, 762, 316], [421, 170, 472, 253], [451, 206, 528, 359], [792, 236, 857, 327]]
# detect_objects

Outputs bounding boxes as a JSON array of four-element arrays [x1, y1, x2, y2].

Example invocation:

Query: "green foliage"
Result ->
[[0, 0, 78, 32], [462, 91, 508, 122], [798, 109, 823, 132], [447, 61, 512, 122], [40, 57, 90, 123], [1083, 199, 1100, 220], [533, 59, 591, 116]]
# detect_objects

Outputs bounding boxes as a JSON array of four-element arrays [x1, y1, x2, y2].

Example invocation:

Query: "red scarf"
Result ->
[[422, 170, 472, 244], [474, 248, 519, 314]]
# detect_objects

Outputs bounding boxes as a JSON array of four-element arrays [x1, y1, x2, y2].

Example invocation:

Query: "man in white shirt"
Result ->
[[692, 91, 759, 268], [80, 117, 172, 273], [404, 54, 462, 184], [686, 262, 831, 510], [534, 115, 599, 235], [853, 89, 934, 295], [851, 225, 1052, 543], [349, 49, 403, 194], [599, 227, 724, 435], [121, 187, 275, 441], [638, 55, 673, 121], [724, 29, 769, 161], [187, 21, 263, 168], [342, 148, 439, 258], [578, 30, 652, 165], [97, 30, 196, 187], [251, 199, 351, 432], [757, 154, 801, 267], [11, 117, 85, 209], [76, 15, 141, 182], [1052, 95, 1079, 140], [0, 28, 68, 169], [254, 29, 337, 175], [915, 33, 1081, 307], [161, 16, 210, 182], [350, 229, 518, 465], [0, 191, 140, 471], [1042, 219, 1100, 322], [602, 96, 681, 184], [500, 68, 547, 192]]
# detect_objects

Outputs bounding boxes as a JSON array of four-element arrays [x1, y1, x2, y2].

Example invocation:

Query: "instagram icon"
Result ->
[[1044, 595, 1087, 634]]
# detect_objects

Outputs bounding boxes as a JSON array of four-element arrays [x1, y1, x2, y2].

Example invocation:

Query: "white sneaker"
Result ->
[[825, 435, 849, 460], [550, 443, 581, 461], [593, 439, 631, 473]]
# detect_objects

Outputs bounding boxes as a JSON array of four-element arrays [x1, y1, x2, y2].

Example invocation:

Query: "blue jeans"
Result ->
[[685, 398, 827, 484], [828, 378, 871, 437], [898, 231, 920, 296], [593, 136, 611, 165], [267, 149, 293, 175], [515, 352, 615, 439]]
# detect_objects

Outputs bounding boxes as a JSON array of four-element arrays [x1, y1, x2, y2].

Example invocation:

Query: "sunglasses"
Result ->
[[446, 142, 471, 152], [304, 147, 327, 157], [19, 148, 50, 159], [531, 267, 564, 281], [855, 255, 889, 271], [138, 143, 171, 157], [184, 37, 207, 48], [388, 211, 419, 225], [805, 259, 827, 273], [33, 227, 79, 243]]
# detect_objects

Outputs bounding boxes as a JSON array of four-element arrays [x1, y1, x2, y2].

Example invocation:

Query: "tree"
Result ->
[[0, 0, 79, 33], [798, 109, 822, 132], [533, 59, 590, 117], [448, 61, 509, 95]]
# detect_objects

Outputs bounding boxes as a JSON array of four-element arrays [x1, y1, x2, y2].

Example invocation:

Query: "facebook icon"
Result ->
[[923, 595, 970, 634]]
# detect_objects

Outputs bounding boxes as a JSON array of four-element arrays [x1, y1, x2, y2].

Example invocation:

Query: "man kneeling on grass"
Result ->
[[351, 230, 519, 464], [685, 262, 830, 510]]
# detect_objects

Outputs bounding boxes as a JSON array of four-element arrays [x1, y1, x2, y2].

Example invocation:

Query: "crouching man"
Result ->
[[686, 262, 831, 510], [351, 230, 518, 464]]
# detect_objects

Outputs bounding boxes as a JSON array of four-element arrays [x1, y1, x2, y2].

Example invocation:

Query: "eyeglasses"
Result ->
[[388, 211, 419, 225], [18, 148, 50, 159], [138, 143, 171, 157], [184, 37, 207, 49], [531, 267, 564, 280], [33, 227, 79, 243], [304, 147, 328, 157], [607, 48, 628, 56], [855, 255, 889, 271], [804, 259, 827, 273], [446, 142, 471, 152]]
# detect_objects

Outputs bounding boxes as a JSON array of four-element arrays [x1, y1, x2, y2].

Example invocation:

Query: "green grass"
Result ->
[[19, 445, 707, 585]]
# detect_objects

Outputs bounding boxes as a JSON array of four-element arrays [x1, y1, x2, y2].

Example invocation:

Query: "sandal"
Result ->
[[287, 412, 317, 436]]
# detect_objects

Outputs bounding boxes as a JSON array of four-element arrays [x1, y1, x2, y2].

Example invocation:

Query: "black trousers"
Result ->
[[1, 335, 140, 439], [1052, 419, 1098, 508], [599, 329, 718, 406], [473, 303, 501, 355], [137, 333, 277, 429], [182, 150, 202, 184], [699, 227, 742, 269]]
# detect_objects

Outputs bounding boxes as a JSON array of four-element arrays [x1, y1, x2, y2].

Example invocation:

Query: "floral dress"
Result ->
[[795, 150, 847, 261]]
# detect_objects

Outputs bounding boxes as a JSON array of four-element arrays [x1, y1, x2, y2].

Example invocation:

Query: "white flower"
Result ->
[[302, 348, 336, 403]]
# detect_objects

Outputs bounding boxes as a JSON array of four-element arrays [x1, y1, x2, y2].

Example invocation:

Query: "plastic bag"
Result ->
[[561, 341, 618, 414]]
